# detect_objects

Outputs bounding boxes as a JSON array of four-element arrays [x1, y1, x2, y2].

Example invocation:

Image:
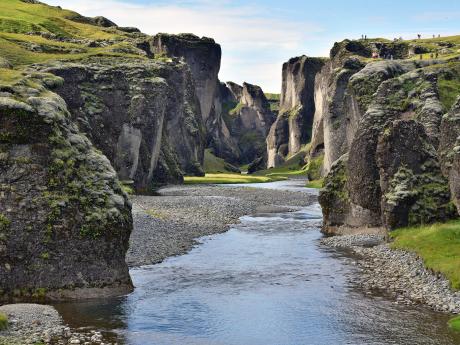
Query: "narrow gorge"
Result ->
[[1, 1, 460, 344]]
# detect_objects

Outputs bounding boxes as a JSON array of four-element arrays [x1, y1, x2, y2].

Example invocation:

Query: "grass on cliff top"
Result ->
[[184, 173, 285, 185], [0, 0, 147, 68], [0, 313, 7, 331], [390, 219, 460, 290], [449, 316, 460, 332]]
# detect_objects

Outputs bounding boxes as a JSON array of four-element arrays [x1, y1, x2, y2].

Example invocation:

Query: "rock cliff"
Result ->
[[221, 82, 276, 164], [316, 39, 460, 233], [36, 57, 205, 192], [0, 75, 133, 301], [267, 56, 326, 168]]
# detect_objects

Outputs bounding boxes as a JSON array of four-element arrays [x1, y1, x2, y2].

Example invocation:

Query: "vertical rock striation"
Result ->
[[37, 57, 205, 192], [267, 56, 326, 168]]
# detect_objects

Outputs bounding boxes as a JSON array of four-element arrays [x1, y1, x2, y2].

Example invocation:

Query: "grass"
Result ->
[[0, 313, 7, 331], [438, 75, 460, 110], [449, 316, 460, 332], [203, 149, 239, 173], [306, 179, 324, 189], [184, 173, 285, 184], [253, 149, 308, 179], [0, 0, 147, 68], [390, 220, 460, 290]]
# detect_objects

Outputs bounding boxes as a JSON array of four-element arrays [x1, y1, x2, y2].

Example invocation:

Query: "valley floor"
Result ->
[[127, 180, 315, 266]]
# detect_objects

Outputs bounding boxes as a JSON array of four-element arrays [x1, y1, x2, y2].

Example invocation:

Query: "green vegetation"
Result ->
[[229, 102, 245, 116], [391, 220, 460, 289], [265, 93, 280, 113], [438, 73, 460, 110], [306, 179, 324, 189], [0, 214, 10, 232], [203, 149, 239, 173], [0, 0, 148, 69], [449, 316, 460, 332], [184, 173, 285, 184], [0, 313, 7, 331], [253, 149, 308, 179]]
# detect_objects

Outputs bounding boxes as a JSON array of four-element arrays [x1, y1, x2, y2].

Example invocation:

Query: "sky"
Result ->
[[46, 0, 460, 93]]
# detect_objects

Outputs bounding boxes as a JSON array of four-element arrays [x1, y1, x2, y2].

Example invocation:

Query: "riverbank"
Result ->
[[0, 304, 111, 345], [321, 234, 460, 314], [127, 181, 315, 266]]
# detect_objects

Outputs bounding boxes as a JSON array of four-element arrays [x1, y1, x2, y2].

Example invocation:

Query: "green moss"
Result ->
[[305, 154, 324, 181], [391, 219, 460, 289], [438, 76, 460, 111], [40, 252, 49, 260], [0, 313, 7, 331], [0, 214, 10, 233], [449, 316, 460, 331], [229, 102, 245, 116], [306, 179, 324, 189]]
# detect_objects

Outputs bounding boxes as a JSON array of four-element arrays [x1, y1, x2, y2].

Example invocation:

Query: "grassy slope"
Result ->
[[184, 173, 284, 184], [203, 149, 239, 173], [391, 220, 460, 290], [0, 0, 146, 69], [253, 149, 308, 178]]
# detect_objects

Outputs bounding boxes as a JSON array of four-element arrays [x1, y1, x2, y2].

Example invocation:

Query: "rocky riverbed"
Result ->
[[127, 183, 315, 266], [321, 234, 460, 315], [0, 304, 113, 345]]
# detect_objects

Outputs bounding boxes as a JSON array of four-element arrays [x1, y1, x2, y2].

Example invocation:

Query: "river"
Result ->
[[54, 180, 460, 345]]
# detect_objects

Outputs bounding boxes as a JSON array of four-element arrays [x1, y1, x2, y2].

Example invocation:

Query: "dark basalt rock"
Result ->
[[36, 57, 205, 192], [0, 76, 133, 301], [377, 120, 455, 229]]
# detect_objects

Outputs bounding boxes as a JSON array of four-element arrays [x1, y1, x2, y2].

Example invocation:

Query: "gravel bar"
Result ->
[[321, 234, 460, 314], [127, 184, 316, 266]]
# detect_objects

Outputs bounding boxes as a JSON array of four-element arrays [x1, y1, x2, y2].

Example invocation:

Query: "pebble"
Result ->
[[321, 234, 460, 314]]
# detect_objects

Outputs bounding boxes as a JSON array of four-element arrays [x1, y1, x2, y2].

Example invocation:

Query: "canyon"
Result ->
[[1, 1, 460, 344]]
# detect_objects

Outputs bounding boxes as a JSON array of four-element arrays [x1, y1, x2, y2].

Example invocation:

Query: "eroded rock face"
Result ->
[[377, 120, 454, 229], [318, 50, 460, 233], [267, 56, 326, 168], [0, 76, 133, 301], [440, 97, 460, 213], [37, 57, 205, 191], [153, 33, 221, 122], [224, 82, 275, 164]]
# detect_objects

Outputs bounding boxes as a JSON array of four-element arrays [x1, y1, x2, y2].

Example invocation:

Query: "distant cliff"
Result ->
[[266, 56, 326, 168]]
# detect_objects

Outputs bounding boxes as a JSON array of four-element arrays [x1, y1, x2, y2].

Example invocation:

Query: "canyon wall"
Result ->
[[315, 39, 460, 234], [0, 75, 133, 301], [267, 56, 326, 168]]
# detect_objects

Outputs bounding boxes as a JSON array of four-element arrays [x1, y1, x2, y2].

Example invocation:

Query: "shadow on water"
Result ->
[[53, 180, 460, 345]]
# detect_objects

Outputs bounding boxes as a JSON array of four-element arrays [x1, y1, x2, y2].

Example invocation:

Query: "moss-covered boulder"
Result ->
[[0, 76, 133, 301]]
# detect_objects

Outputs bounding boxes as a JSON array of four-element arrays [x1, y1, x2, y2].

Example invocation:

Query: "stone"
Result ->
[[0, 76, 133, 301]]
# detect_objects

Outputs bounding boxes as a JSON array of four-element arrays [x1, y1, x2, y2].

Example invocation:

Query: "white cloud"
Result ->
[[45, 0, 323, 92]]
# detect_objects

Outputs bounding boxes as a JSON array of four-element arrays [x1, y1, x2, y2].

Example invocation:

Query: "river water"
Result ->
[[54, 180, 460, 345]]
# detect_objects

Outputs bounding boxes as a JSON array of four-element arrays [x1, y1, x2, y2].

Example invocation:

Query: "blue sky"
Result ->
[[46, 0, 460, 92]]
